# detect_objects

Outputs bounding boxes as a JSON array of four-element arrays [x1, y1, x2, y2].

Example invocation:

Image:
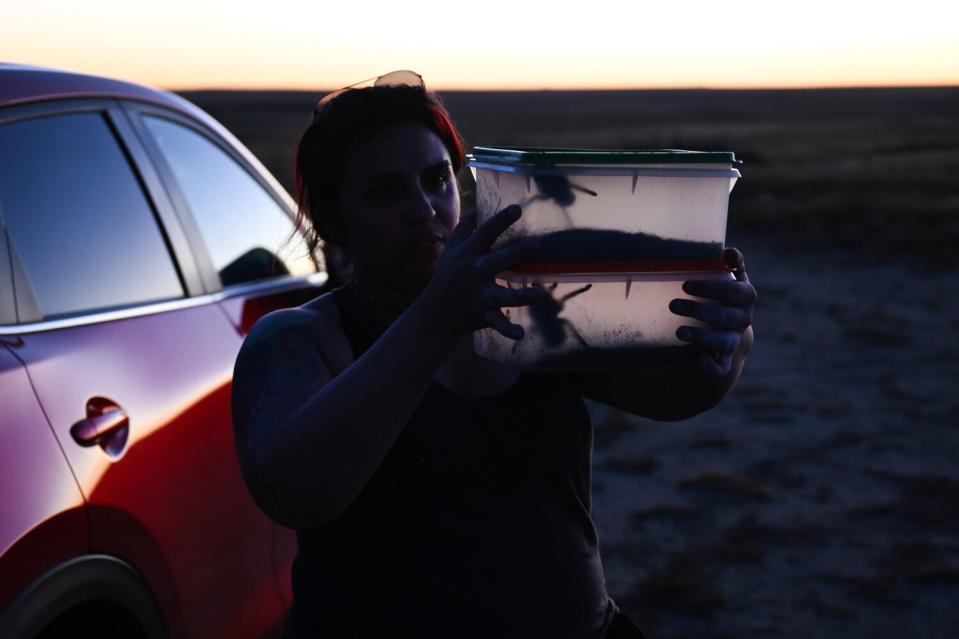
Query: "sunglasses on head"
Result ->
[[313, 70, 425, 117]]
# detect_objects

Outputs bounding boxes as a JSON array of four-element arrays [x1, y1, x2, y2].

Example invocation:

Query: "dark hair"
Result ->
[[293, 85, 465, 256]]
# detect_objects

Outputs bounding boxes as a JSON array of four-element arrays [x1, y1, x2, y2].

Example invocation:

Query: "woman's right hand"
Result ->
[[425, 204, 548, 339]]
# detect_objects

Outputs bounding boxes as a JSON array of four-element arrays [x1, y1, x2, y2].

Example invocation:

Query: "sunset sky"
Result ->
[[5, 0, 958, 91]]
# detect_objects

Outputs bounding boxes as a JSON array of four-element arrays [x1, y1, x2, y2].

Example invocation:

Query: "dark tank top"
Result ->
[[285, 284, 615, 638]]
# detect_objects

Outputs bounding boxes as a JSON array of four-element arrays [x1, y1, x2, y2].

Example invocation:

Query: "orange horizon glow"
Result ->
[[6, 0, 959, 93], [162, 78, 959, 93]]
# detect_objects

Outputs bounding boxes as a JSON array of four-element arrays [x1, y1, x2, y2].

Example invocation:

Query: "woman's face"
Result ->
[[337, 122, 460, 294]]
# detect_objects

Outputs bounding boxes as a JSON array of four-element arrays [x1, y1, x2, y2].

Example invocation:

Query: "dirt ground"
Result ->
[[590, 231, 959, 638]]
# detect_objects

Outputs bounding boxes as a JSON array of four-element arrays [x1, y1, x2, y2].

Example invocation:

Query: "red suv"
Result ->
[[0, 63, 327, 638]]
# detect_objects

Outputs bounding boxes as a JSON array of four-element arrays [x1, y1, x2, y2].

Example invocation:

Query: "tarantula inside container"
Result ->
[[521, 174, 598, 227], [513, 282, 593, 353]]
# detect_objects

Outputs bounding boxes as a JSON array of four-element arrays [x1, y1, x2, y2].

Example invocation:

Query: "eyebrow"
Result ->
[[425, 160, 452, 172], [363, 160, 451, 184]]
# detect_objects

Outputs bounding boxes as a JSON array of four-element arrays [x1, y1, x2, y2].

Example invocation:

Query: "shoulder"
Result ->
[[231, 306, 325, 407], [237, 291, 352, 375], [249, 291, 337, 340], [230, 293, 351, 433], [236, 306, 320, 367], [231, 294, 345, 439]]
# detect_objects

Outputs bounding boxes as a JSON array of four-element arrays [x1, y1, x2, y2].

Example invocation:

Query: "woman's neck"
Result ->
[[348, 276, 422, 327]]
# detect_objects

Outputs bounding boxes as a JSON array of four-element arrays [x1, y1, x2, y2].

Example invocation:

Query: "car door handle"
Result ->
[[70, 408, 129, 446]]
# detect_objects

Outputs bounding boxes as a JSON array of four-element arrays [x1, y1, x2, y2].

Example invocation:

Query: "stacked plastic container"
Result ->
[[467, 146, 741, 370]]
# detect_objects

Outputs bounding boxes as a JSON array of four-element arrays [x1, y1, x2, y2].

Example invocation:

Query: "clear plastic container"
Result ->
[[468, 147, 741, 263], [473, 268, 734, 371]]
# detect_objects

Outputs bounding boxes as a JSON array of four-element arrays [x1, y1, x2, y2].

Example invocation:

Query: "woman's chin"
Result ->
[[366, 264, 435, 298], [402, 255, 441, 282]]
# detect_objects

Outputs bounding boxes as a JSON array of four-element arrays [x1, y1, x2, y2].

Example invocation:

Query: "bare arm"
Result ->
[[232, 295, 459, 529], [231, 206, 545, 530]]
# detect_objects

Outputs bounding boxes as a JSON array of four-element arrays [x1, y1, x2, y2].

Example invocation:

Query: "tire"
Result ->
[[0, 555, 165, 639]]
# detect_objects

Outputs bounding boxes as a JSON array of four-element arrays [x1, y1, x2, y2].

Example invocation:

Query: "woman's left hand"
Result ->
[[669, 247, 756, 378]]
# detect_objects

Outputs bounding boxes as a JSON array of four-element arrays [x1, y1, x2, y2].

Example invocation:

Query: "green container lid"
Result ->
[[468, 146, 740, 166]]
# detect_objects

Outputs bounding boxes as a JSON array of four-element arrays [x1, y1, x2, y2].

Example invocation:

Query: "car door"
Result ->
[[0, 216, 88, 617], [0, 100, 295, 638], [0, 340, 89, 613], [126, 103, 328, 608]]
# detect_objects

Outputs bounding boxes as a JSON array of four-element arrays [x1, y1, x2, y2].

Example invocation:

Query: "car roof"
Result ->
[[0, 62, 206, 121], [0, 62, 298, 202]]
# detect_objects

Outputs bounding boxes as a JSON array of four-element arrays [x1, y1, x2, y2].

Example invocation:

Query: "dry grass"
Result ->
[[626, 549, 728, 617], [723, 516, 825, 552], [603, 455, 661, 473], [800, 593, 859, 620], [679, 469, 771, 501], [817, 541, 959, 608], [688, 435, 733, 449], [852, 474, 959, 529], [630, 504, 699, 523]]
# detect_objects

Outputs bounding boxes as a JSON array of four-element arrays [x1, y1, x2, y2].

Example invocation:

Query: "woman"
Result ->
[[231, 77, 755, 638]]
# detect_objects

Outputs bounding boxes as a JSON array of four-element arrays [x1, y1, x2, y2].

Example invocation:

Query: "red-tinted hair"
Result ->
[[293, 85, 465, 255]]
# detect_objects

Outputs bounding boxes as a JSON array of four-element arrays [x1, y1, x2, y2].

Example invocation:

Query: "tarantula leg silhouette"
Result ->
[[563, 319, 590, 349], [519, 194, 543, 208], [560, 283, 593, 303], [571, 183, 598, 197]]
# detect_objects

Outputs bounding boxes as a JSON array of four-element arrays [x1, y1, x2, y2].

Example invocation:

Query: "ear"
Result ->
[[320, 240, 355, 287]]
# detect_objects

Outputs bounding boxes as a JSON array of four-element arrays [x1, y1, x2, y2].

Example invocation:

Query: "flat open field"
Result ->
[[184, 87, 959, 265], [182, 88, 959, 638]]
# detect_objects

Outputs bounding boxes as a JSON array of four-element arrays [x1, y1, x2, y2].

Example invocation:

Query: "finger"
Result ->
[[681, 280, 757, 307], [475, 239, 540, 277], [696, 350, 733, 379], [466, 204, 522, 252], [723, 246, 751, 284], [448, 209, 477, 247], [723, 246, 744, 270], [669, 298, 752, 330], [479, 283, 550, 308], [676, 325, 741, 355], [484, 308, 524, 339]]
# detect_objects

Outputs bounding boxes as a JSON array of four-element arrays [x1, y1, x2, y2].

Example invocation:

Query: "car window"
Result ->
[[142, 116, 315, 288], [0, 112, 183, 320]]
